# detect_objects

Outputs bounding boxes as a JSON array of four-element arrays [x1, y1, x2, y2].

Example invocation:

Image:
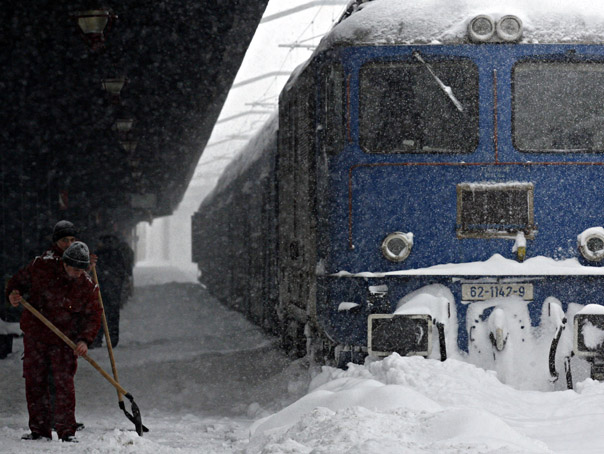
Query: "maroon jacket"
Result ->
[[41, 243, 65, 262], [6, 254, 102, 346]]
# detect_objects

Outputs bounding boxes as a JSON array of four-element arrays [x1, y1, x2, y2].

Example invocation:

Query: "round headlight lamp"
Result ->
[[468, 15, 495, 42], [381, 232, 413, 262], [496, 15, 523, 42], [579, 229, 604, 262]]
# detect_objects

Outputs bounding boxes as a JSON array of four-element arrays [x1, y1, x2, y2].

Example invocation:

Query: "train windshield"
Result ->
[[359, 59, 479, 153], [514, 62, 604, 152]]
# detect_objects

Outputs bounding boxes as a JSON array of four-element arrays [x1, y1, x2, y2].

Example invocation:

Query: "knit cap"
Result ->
[[62, 241, 90, 270], [52, 220, 77, 243]]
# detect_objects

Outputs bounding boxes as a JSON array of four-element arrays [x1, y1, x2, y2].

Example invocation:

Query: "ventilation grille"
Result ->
[[456, 182, 535, 238]]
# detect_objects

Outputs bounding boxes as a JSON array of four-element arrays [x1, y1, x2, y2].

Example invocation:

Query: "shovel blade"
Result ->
[[131, 400, 143, 436], [120, 397, 148, 435]]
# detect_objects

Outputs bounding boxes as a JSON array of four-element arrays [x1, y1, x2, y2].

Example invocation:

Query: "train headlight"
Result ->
[[468, 15, 495, 42], [496, 15, 523, 42], [578, 228, 604, 262], [381, 232, 413, 262]]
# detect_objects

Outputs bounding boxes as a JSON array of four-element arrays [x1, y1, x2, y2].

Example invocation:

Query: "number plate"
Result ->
[[461, 283, 533, 301]]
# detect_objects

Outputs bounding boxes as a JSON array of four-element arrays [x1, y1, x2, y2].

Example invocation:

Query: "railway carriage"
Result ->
[[193, 0, 604, 387]]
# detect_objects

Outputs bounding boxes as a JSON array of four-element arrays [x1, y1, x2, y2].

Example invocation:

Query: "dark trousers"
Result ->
[[92, 285, 120, 348], [0, 334, 13, 359], [23, 336, 78, 439]]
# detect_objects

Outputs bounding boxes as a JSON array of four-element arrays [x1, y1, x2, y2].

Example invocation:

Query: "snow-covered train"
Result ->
[[192, 0, 604, 388]]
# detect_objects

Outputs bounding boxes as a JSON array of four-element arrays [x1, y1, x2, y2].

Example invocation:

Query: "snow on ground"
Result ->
[[0, 265, 308, 453], [133, 261, 199, 285], [248, 357, 604, 454], [1, 265, 604, 453]]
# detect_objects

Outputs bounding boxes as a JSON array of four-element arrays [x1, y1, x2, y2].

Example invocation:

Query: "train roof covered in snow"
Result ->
[[318, 0, 604, 49], [205, 113, 278, 201]]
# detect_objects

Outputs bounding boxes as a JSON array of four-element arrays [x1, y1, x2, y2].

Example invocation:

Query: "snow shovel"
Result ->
[[91, 266, 149, 434], [17, 297, 146, 436]]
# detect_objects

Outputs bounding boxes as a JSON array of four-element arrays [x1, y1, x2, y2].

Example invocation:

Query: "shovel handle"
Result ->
[[19, 298, 130, 397], [91, 266, 123, 402]]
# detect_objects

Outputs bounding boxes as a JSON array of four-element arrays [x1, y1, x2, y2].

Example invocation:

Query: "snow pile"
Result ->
[[247, 355, 604, 454], [394, 284, 459, 361], [320, 0, 604, 48]]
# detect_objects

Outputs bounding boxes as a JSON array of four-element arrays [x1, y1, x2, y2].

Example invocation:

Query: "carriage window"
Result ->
[[322, 63, 345, 155], [514, 62, 604, 152], [359, 59, 479, 153]]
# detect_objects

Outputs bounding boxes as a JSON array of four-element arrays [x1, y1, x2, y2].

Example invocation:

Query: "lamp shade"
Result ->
[[76, 10, 110, 35], [119, 140, 138, 153], [102, 77, 126, 95], [114, 118, 135, 133]]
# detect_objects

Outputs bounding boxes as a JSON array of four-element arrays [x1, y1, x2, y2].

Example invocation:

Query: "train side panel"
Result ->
[[192, 118, 279, 331], [277, 62, 320, 356]]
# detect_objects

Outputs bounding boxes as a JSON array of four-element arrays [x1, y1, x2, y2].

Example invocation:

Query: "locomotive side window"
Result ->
[[514, 62, 604, 152], [322, 63, 345, 154], [359, 58, 478, 153]]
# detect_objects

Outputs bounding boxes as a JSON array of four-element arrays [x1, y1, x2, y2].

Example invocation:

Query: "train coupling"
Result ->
[[488, 307, 509, 352]]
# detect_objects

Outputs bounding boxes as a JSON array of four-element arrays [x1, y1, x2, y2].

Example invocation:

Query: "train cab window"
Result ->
[[514, 62, 604, 152], [359, 58, 478, 153]]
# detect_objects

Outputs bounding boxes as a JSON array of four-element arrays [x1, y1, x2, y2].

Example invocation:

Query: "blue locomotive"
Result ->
[[192, 0, 604, 388]]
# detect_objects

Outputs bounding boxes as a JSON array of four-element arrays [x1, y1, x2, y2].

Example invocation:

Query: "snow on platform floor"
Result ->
[[0, 265, 305, 453], [1, 264, 604, 453]]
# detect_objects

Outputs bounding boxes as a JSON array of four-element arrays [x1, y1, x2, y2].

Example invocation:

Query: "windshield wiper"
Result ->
[[413, 51, 464, 112]]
